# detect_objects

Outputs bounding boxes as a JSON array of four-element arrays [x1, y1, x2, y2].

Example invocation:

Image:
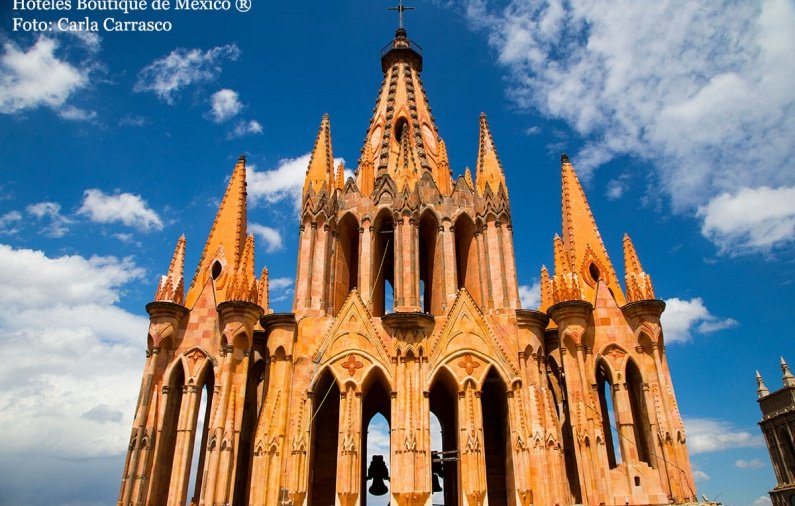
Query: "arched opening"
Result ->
[[233, 357, 268, 505], [547, 355, 581, 502], [419, 211, 442, 314], [361, 371, 392, 505], [429, 368, 459, 506], [626, 359, 652, 466], [454, 214, 481, 305], [186, 363, 215, 506], [394, 117, 409, 144], [154, 362, 185, 505], [596, 360, 620, 468], [334, 213, 360, 314], [481, 368, 511, 506], [430, 412, 444, 504], [779, 427, 795, 482], [372, 210, 395, 316], [310, 369, 340, 506]]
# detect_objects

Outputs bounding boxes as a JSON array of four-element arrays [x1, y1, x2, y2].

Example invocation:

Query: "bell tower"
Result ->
[[119, 16, 699, 506]]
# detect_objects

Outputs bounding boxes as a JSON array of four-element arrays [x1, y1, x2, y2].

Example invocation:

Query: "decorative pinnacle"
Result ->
[[561, 153, 570, 164], [756, 370, 769, 398], [782, 357, 795, 387]]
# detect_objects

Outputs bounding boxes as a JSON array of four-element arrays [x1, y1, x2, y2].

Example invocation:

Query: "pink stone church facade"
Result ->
[[118, 26, 697, 506]]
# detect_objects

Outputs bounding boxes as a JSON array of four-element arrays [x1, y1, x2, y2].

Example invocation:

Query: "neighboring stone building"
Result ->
[[118, 26, 697, 506], [757, 359, 795, 506]]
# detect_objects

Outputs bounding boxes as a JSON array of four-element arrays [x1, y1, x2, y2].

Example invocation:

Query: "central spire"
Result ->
[[357, 23, 452, 194]]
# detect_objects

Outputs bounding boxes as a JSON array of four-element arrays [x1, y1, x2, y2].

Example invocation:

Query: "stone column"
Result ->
[[337, 382, 363, 506], [359, 223, 372, 306], [458, 381, 487, 506]]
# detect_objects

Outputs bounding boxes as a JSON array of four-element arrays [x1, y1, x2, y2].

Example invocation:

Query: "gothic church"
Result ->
[[118, 25, 697, 506]]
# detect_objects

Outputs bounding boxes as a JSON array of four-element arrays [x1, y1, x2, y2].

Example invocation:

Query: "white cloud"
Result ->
[[0, 211, 22, 235], [78, 189, 163, 231], [57, 104, 97, 122], [229, 119, 263, 138], [684, 417, 764, 454], [661, 297, 737, 343], [754, 496, 773, 506], [26, 201, 72, 238], [210, 88, 241, 122], [0, 244, 147, 462], [246, 154, 345, 211], [697, 186, 795, 255], [606, 175, 629, 201], [692, 469, 709, 482], [134, 44, 240, 104], [249, 223, 283, 252], [268, 276, 294, 304], [464, 0, 795, 254], [0, 37, 90, 115], [519, 281, 540, 309], [735, 458, 765, 469]]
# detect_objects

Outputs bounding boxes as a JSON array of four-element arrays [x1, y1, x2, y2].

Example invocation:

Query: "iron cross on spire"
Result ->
[[388, 0, 414, 29]]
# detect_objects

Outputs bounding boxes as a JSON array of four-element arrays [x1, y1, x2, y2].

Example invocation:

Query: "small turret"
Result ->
[[335, 161, 345, 191], [155, 235, 186, 305], [358, 141, 375, 196], [539, 265, 553, 313], [623, 234, 656, 302], [756, 370, 770, 398], [782, 357, 795, 388]]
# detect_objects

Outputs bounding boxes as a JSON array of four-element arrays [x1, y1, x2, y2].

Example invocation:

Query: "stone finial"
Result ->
[[335, 161, 345, 191], [623, 233, 656, 302], [782, 357, 795, 387], [756, 370, 769, 398], [539, 265, 553, 312], [155, 234, 186, 305], [464, 166, 474, 191]]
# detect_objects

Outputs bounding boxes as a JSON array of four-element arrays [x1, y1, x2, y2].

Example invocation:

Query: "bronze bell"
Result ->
[[366, 454, 390, 496], [431, 452, 444, 493]]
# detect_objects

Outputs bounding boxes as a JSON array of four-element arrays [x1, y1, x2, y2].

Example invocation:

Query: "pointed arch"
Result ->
[[153, 359, 185, 504], [310, 368, 341, 506], [333, 212, 360, 315], [419, 209, 443, 314], [233, 356, 268, 505], [596, 358, 620, 469], [481, 367, 511, 506], [453, 213, 481, 305], [625, 357, 652, 466], [372, 208, 395, 316], [429, 366, 459, 506], [360, 366, 391, 504]]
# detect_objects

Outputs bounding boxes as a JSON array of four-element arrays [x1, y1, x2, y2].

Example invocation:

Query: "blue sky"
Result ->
[[1, 1, 794, 505]]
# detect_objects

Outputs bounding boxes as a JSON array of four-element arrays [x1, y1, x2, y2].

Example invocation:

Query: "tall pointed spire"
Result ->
[[155, 235, 186, 305], [782, 357, 795, 387], [623, 234, 656, 302], [186, 156, 249, 308], [304, 114, 334, 196], [560, 154, 624, 305], [226, 234, 258, 304], [464, 166, 474, 191], [475, 113, 507, 197], [756, 370, 770, 398]]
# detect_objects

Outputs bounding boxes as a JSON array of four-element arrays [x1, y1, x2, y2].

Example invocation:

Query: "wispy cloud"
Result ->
[[661, 297, 737, 343], [246, 154, 344, 211], [464, 0, 795, 254], [684, 417, 764, 454], [26, 202, 73, 238], [78, 189, 163, 231], [134, 44, 240, 104], [0, 37, 91, 116], [210, 88, 241, 122], [249, 223, 283, 252], [229, 119, 263, 138], [0, 211, 22, 236], [518, 281, 540, 309]]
